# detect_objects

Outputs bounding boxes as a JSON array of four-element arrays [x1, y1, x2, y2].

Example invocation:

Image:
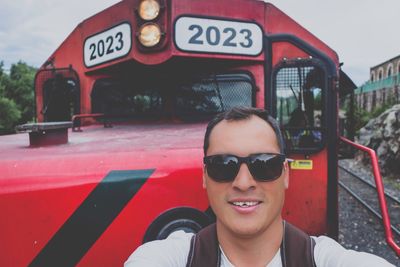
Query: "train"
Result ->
[[2, 0, 390, 266]]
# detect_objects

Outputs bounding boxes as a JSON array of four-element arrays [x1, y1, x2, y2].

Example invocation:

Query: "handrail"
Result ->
[[339, 136, 400, 256], [71, 113, 110, 132]]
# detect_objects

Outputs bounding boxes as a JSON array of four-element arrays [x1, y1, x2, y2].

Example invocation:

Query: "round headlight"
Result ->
[[138, 0, 160, 21], [138, 23, 162, 47]]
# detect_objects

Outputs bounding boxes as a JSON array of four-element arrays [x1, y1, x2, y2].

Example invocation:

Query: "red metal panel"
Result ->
[[271, 42, 309, 66], [283, 150, 328, 235], [77, 165, 208, 266], [0, 175, 99, 267], [0, 124, 209, 266]]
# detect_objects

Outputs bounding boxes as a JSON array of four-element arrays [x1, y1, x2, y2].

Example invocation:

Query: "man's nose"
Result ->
[[232, 163, 257, 191]]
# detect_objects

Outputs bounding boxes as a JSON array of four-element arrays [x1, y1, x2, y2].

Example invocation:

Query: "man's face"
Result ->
[[203, 115, 288, 237]]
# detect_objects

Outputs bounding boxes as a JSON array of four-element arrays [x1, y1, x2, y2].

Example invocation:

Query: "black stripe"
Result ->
[[29, 169, 154, 267]]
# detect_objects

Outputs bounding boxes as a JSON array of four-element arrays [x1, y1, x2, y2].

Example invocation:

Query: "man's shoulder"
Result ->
[[124, 231, 194, 267], [312, 235, 395, 267]]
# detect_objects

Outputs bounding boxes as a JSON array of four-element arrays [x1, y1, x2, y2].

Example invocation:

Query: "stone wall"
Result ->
[[357, 104, 400, 177]]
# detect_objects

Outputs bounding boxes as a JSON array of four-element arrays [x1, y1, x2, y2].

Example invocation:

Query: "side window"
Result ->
[[42, 74, 79, 122], [274, 64, 325, 152]]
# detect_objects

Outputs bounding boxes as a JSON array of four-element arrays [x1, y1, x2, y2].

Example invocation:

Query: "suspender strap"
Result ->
[[186, 223, 220, 267], [281, 221, 316, 267], [186, 221, 316, 267]]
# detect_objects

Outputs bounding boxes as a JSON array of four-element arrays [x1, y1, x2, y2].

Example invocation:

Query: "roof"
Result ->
[[370, 54, 400, 70], [339, 70, 357, 98]]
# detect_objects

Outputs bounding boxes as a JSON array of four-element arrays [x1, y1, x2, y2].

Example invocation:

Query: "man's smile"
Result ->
[[227, 199, 263, 214], [229, 201, 261, 207]]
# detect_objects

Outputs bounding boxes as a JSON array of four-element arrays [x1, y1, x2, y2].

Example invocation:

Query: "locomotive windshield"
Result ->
[[91, 72, 254, 121]]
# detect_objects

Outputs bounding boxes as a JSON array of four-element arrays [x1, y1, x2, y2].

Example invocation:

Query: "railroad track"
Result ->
[[338, 165, 400, 237]]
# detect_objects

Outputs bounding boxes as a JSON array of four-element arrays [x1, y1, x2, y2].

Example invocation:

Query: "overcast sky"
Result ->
[[1, 0, 399, 86]]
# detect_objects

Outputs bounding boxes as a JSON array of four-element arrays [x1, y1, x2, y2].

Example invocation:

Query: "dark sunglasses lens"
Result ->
[[206, 155, 239, 182], [249, 154, 284, 181]]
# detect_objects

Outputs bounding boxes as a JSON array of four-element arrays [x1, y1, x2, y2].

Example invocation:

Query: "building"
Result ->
[[355, 55, 400, 112]]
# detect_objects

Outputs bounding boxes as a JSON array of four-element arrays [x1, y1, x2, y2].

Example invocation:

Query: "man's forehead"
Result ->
[[213, 115, 275, 133], [208, 115, 280, 150]]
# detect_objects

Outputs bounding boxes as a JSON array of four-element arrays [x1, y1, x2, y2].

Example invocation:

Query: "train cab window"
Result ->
[[274, 65, 325, 152], [91, 73, 254, 121], [91, 79, 163, 116]]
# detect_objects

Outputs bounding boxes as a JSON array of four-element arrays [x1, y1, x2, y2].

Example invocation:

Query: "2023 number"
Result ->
[[89, 32, 124, 60], [188, 24, 253, 48]]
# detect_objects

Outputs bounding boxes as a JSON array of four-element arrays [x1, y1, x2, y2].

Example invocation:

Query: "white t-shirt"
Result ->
[[124, 231, 395, 267]]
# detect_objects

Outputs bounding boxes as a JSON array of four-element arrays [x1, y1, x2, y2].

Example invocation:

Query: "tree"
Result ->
[[0, 61, 36, 134], [5, 61, 36, 123], [0, 97, 21, 134]]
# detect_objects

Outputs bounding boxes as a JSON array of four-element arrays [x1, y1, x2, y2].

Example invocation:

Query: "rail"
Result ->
[[72, 113, 111, 132], [339, 165, 400, 205], [339, 136, 400, 256], [338, 166, 400, 237]]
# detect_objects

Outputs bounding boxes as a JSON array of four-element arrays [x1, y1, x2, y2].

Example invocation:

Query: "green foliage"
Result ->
[[0, 61, 36, 134], [0, 62, 7, 95], [0, 97, 21, 134], [6, 61, 36, 122], [370, 101, 395, 118], [352, 100, 397, 133], [351, 106, 370, 131], [342, 92, 399, 137]]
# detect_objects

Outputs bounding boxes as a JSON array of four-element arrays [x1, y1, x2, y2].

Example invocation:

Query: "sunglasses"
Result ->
[[203, 153, 287, 182]]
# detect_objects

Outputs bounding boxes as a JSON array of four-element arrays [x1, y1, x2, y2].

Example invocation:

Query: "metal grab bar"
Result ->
[[72, 113, 110, 132], [339, 136, 400, 256]]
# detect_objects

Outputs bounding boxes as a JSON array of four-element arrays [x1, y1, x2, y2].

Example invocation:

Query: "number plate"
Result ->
[[174, 16, 263, 56], [84, 23, 132, 67]]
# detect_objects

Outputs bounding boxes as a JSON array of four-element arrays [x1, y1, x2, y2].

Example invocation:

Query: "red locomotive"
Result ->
[[0, 0, 367, 266]]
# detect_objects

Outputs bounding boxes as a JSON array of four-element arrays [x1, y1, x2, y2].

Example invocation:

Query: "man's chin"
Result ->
[[217, 214, 283, 239], [222, 221, 266, 239]]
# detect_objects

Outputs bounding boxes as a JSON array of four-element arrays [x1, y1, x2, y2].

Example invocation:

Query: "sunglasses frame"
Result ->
[[203, 153, 290, 182]]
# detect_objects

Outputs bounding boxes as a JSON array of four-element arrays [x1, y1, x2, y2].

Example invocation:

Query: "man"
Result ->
[[125, 107, 394, 267]]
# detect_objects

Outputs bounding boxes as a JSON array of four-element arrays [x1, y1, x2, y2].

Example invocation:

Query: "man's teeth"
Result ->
[[232, 201, 258, 207]]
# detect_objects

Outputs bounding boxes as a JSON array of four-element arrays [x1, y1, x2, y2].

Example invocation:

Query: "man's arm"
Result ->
[[313, 236, 396, 267], [124, 231, 193, 267]]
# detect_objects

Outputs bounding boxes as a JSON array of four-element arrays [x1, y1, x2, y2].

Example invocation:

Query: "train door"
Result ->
[[35, 68, 80, 122], [265, 35, 338, 237]]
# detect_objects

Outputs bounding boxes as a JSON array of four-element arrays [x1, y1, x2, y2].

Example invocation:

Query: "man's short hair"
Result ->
[[203, 107, 285, 155]]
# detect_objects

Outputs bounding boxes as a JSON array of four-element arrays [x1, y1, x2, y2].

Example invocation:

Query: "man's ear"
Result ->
[[202, 166, 207, 189], [283, 161, 289, 189]]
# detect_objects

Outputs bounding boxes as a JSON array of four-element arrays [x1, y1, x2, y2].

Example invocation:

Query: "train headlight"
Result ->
[[138, 0, 160, 21], [138, 23, 162, 47]]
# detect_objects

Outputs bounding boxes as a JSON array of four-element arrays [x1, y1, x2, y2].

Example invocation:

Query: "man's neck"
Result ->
[[216, 218, 283, 267]]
